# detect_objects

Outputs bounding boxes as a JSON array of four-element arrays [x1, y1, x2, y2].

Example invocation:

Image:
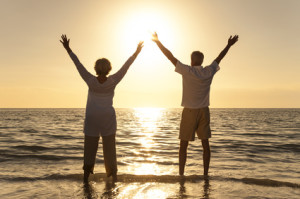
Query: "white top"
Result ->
[[175, 61, 220, 109], [69, 52, 135, 136]]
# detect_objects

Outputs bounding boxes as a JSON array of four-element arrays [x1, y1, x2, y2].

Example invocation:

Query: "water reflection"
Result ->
[[202, 178, 211, 199], [83, 181, 118, 199], [132, 163, 161, 175], [82, 176, 211, 198], [178, 178, 186, 198], [101, 181, 118, 198], [130, 108, 165, 175], [134, 107, 164, 133], [83, 183, 94, 199], [178, 177, 211, 199], [117, 183, 169, 199]]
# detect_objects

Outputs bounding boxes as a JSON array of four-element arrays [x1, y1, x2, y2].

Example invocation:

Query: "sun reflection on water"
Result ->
[[134, 107, 164, 132], [133, 163, 161, 175], [128, 108, 165, 175], [118, 183, 169, 199]]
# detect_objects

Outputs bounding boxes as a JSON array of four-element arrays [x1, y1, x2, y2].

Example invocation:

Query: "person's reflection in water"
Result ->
[[201, 177, 211, 199], [178, 177, 186, 198], [101, 180, 118, 198], [83, 183, 96, 199], [83, 180, 118, 199], [178, 176, 211, 199]]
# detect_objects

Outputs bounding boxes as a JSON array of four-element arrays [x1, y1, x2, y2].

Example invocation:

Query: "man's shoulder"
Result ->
[[175, 61, 191, 73], [205, 60, 219, 67]]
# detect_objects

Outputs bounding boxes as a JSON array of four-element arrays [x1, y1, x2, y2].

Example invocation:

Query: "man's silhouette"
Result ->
[[152, 32, 238, 175]]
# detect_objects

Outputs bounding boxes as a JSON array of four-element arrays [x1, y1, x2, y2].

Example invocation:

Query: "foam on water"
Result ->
[[4, 173, 300, 189]]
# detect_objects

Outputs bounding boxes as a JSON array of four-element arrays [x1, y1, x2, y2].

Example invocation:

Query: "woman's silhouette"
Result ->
[[60, 35, 143, 182]]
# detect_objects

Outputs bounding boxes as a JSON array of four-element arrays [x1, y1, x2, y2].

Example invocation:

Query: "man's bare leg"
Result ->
[[201, 139, 210, 176], [179, 140, 189, 175]]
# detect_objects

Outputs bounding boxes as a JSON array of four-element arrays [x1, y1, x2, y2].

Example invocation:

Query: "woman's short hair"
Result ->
[[94, 58, 112, 76]]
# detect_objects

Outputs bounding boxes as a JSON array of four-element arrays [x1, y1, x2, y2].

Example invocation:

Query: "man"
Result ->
[[152, 32, 238, 176]]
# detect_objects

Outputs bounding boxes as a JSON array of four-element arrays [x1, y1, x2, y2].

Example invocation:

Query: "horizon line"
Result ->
[[1, 107, 299, 109]]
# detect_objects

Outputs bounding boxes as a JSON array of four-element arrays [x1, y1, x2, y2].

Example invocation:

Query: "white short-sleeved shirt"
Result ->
[[175, 61, 220, 108], [69, 52, 135, 137]]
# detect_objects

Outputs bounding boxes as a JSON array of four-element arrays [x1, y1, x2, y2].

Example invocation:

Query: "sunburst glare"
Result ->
[[122, 11, 173, 61]]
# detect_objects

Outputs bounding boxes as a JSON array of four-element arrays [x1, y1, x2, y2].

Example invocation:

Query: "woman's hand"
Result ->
[[60, 34, 72, 53]]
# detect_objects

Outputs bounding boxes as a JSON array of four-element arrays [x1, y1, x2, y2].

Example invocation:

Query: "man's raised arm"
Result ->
[[152, 32, 178, 66], [215, 35, 239, 64]]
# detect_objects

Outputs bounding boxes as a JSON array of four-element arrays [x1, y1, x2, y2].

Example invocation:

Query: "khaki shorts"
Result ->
[[179, 107, 211, 141]]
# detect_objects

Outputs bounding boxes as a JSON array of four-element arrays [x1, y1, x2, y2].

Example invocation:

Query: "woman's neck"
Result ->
[[97, 75, 107, 84]]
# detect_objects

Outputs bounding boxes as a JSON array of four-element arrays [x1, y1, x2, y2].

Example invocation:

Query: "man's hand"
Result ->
[[228, 35, 239, 47], [60, 34, 71, 53], [136, 41, 144, 54], [152, 31, 177, 66], [151, 32, 159, 42], [215, 35, 239, 64], [133, 41, 144, 58]]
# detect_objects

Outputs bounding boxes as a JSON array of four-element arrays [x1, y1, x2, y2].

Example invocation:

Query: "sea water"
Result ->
[[0, 108, 299, 198]]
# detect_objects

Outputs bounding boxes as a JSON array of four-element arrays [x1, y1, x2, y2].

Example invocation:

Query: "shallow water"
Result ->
[[0, 108, 299, 198]]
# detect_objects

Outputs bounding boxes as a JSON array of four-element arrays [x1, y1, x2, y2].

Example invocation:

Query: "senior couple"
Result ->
[[60, 33, 238, 183]]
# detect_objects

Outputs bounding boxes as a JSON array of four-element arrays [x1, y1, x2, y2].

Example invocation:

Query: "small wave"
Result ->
[[4, 118, 20, 121], [12, 145, 50, 152], [275, 143, 300, 153], [46, 134, 76, 139], [239, 177, 300, 188], [20, 128, 38, 133], [4, 174, 300, 188], [0, 126, 13, 129], [2, 153, 82, 161], [58, 128, 74, 132]]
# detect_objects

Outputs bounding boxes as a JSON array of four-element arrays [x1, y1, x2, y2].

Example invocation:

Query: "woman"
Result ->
[[60, 34, 143, 182]]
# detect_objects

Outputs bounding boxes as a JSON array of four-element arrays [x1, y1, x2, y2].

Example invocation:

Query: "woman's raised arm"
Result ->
[[60, 34, 93, 83], [111, 41, 144, 84]]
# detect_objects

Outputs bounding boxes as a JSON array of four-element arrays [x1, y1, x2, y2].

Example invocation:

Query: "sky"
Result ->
[[0, 0, 300, 108]]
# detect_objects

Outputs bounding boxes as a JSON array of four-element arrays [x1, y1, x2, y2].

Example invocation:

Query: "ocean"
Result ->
[[0, 108, 299, 198]]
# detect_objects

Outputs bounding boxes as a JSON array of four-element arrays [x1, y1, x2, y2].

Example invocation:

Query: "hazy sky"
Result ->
[[1, 0, 300, 108]]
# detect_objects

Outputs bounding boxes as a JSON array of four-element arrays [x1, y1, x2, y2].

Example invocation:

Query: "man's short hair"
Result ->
[[94, 58, 112, 76], [191, 51, 204, 66]]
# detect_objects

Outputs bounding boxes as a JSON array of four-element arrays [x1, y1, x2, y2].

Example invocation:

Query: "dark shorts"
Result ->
[[179, 107, 211, 141]]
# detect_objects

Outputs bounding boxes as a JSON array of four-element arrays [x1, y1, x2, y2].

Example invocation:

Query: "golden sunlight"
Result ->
[[118, 183, 168, 199], [124, 13, 161, 43], [126, 108, 165, 175], [123, 12, 173, 61], [132, 163, 161, 175], [143, 188, 168, 199], [134, 107, 164, 120], [134, 107, 164, 132], [134, 107, 164, 148]]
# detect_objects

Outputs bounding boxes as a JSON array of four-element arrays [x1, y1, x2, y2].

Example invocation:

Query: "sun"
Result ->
[[122, 11, 174, 60], [124, 12, 160, 44]]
